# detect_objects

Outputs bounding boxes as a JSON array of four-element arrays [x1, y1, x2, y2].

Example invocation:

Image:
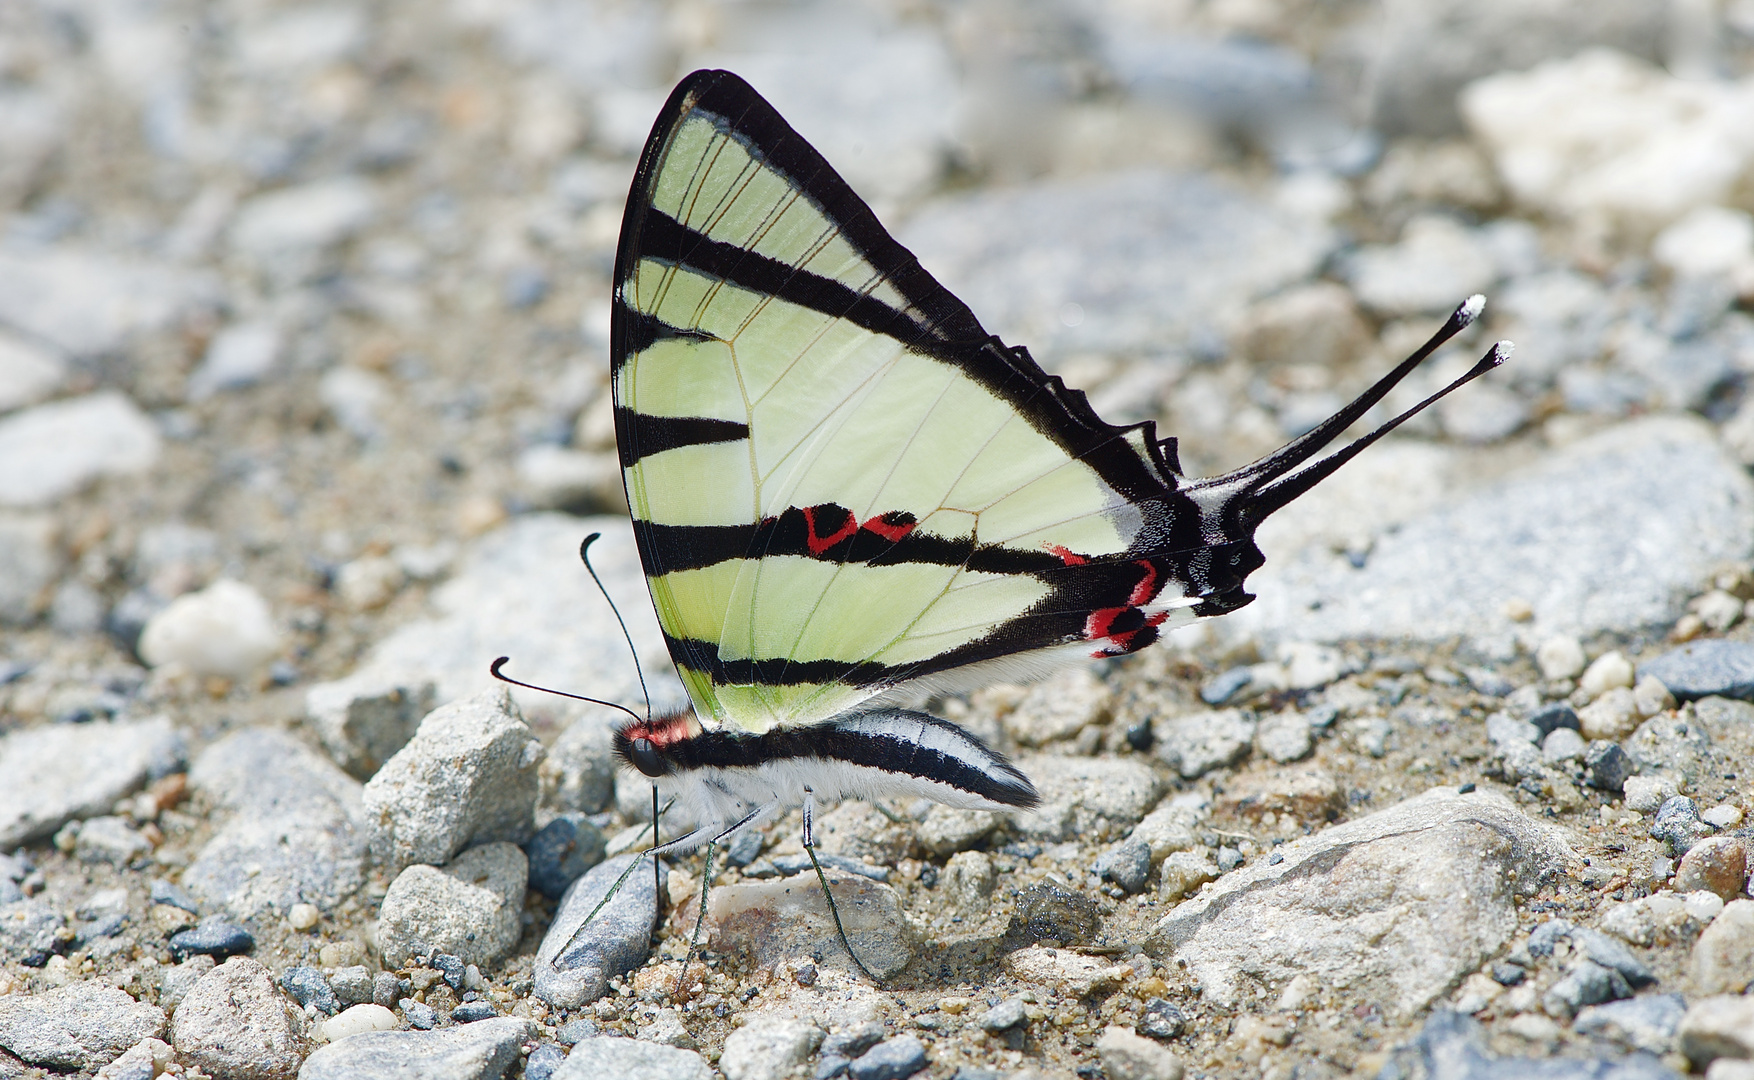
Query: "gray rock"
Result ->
[[527, 813, 607, 900], [913, 805, 996, 857], [1155, 709, 1255, 779], [377, 841, 528, 968], [69, 815, 151, 866], [372, 971, 400, 1009], [768, 853, 889, 882], [186, 320, 281, 400], [401, 999, 438, 1029], [847, 1036, 927, 1080], [362, 691, 545, 872], [707, 870, 915, 980], [0, 981, 165, 1070], [1095, 839, 1152, 894], [1343, 216, 1497, 318], [304, 673, 437, 780], [302, 515, 687, 739], [0, 714, 183, 848], [451, 1001, 497, 1023], [157, 956, 213, 1010], [534, 852, 657, 1008], [183, 728, 366, 920], [279, 965, 339, 1015], [1230, 417, 1754, 648], [1652, 797, 1713, 857], [0, 331, 65, 414], [1544, 958, 1632, 1018], [540, 714, 617, 816], [1136, 999, 1185, 1041], [170, 957, 301, 1080], [553, 1036, 714, 1080], [1003, 882, 1101, 948], [0, 391, 163, 508], [1255, 711, 1313, 763], [329, 965, 374, 1006], [1627, 712, 1716, 785], [979, 997, 1026, 1032], [1010, 755, 1162, 840], [900, 170, 1331, 361], [0, 511, 59, 624], [0, 248, 216, 359], [1643, 642, 1754, 701], [941, 851, 996, 913], [1146, 788, 1575, 1017], [1488, 712, 1541, 746], [0, 898, 63, 963], [720, 1014, 823, 1080], [168, 917, 253, 961], [229, 177, 377, 270], [1576, 993, 1687, 1055], [1529, 703, 1581, 736], [1541, 727, 1587, 764], [1096, 1025, 1184, 1080], [1691, 899, 1754, 995], [1378, 1009, 1679, 1080], [298, 1016, 533, 1080], [1584, 741, 1635, 792], [1678, 992, 1754, 1067], [94, 1036, 171, 1080], [1001, 669, 1111, 747]]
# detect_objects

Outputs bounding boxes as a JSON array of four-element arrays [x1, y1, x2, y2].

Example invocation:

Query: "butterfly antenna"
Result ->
[[489, 657, 644, 725], [579, 532, 653, 723]]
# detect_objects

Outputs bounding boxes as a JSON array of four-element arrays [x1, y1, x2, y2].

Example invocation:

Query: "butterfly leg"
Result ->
[[554, 818, 720, 958], [802, 787, 879, 982], [676, 803, 775, 995]]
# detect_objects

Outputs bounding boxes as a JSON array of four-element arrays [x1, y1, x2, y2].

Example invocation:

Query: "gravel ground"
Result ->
[[3, 2, 1754, 1079]]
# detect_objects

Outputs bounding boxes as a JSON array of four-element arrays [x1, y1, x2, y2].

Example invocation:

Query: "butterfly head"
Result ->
[[613, 710, 699, 778]]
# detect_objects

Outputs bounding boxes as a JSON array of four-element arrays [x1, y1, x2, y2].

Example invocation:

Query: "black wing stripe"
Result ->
[[615, 408, 749, 464], [631, 513, 1065, 575]]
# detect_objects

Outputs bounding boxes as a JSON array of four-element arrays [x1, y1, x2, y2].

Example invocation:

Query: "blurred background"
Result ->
[[3, 0, 1754, 712]]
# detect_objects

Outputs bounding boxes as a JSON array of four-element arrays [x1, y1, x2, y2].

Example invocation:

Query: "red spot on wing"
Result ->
[[1128, 559, 1160, 606], [860, 511, 916, 543], [1046, 544, 1088, 566], [801, 504, 860, 555]]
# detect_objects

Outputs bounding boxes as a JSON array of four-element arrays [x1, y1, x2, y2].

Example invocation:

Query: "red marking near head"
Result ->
[[619, 710, 696, 748], [1046, 544, 1088, 566], [801, 504, 860, 555], [860, 511, 916, 543], [1128, 560, 1160, 606]]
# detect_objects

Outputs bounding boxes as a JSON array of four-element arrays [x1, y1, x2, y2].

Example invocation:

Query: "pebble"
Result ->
[[1579, 650, 1636, 699], [377, 841, 527, 968], [1579, 688, 1640, 740], [1652, 797, 1714, 857], [1691, 899, 1754, 995], [1153, 709, 1255, 780], [540, 714, 618, 816], [1679, 993, 1754, 1068], [1003, 881, 1101, 949], [553, 1035, 714, 1080], [533, 852, 657, 1008], [1148, 788, 1574, 1016], [1158, 849, 1219, 902], [329, 966, 375, 1006], [1344, 215, 1495, 317], [846, 1035, 928, 1080], [705, 869, 915, 980], [300, 1016, 533, 1080], [1701, 804, 1744, 829], [362, 691, 545, 871], [1583, 740, 1635, 792], [1575, 993, 1687, 1055], [372, 971, 401, 1009], [527, 813, 608, 900], [451, 1001, 497, 1023], [555, 1019, 600, 1045], [1641, 640, 1754, 702], [1126, 798, 1203, 863], [138, 579, 283, 679], [525, 1043, 567, 1080], [913, 805, 997, 857], [1094, 839, 1153, 894], [0, 510, 58, 624], [940, 851, 996, 912], [168, 917, 255, 961], [979, 997, 1026, 1032], [1381, 1009, 1670, 1080], [170, 958, 302, 1080], [304, 673, 437, 781], [229, 177, 378, 264], [1136, 999, 1186, 1041], [1096, 1025, 1185, 1080], [1539, 727, 1586, 764], [67, 815, 151, 866], [280, 964, 340, 1015], [187, 321, 281, 400], [719, 1014, 823, 1080], [1486, 711, 1539, 746], [0, 331, 65, 413], [0, 897, 63, 964], [157, 956, 213, 1009], [516, 446, 626, 513], [1536, 636, 1587, 681], [1674, 837, 1748, 901], [94, 1036, 173, 1080], [1633, 675, 1678, 717], [1624, 775, 1678, 813], [288, 901, 321, 930], [315, 1003, 398, 1043], [400, 999, 438, 1030], [1254, 711, 1313, 763], [0, 981, 166, 1070], [0, 391, 162, 508], [0, 714, 183, 848], [1001, 668, 1111, 747], [183, 728, 366, 919], [1010, 755, 1161, 841], [1628, 712, 1717, 784]]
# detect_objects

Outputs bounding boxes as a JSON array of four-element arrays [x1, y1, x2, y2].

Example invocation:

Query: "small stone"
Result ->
[[315, 1003, 397, 1043], [0, 982, 165, 1070], [848, 1035, 927, 1080], [720, 1014, 823, 1080], [1693, 589, 1746, 631], [1574, 993, 1687, 1055], [1679, 993, 1754, 1068], [335, 556, 404, 612], [72, 816, 151, 866], [150, 878, 200, 914], [1490, 962, 1526, 986], [1255, 711, 1313, 763], [1002, 668, 1111, 747], [372, 971, 400, 1009], [1136, 999, 1185, 1041], [362, 691, 545, 872], [1487, 711, 1540, 746], [526, 813, 608, 900], [400, 999, 438, 1030], [940, 851, 996, 912], [279, 965, 339, 1015], [1527, 703, 1580, 737], [1005, 946, 1132, 998], [328, 966, 374, 1006], [1626, 710, 1717, 785], [1536, 636, 1587, 681], [451, 1000, 496, 1023], [1579, 651, 1636, 699], [0, 391, 162, 508], [1009, 754, 1161, 841], [533, 852, 657, 1008], [157, 957, 213, 1010], [979, 997, 1026, 1032], [1094, 839, 1152, 894], [1633, 675, 1677, 717], [706, 870, 914, 980], [301, 1016, 533, 1079], [0, 897, 63, 965], [1541, 727, 1587, 764], [1640, 640, 1754, 702], [0, 331, 65, 413], [0, 715, 184, 849], [1003, 882, 1100, 948], [1200, 667, 1254, 706], [1653, 796, 1714, 856], [319, 941, 364, 968], [94, 1036, 173, 1080], [540, 714, 617, 816], [1583, 741, 1635, 792], [171, 957, 302, 1080], [1543, 958, 1631, 1019], [556, 1019, 600, 1045], [0, 510, 59, 625], [913, 805, 996, 857], [1154, 709, 1255, 779], [378, 842, 527, 969], [1097, 1024, 1185, 1080], [1579, 688, 1639, 740], [1675, 837, 1748, 901], [1158, 849, 1219, 903], [288, 902, 321, 931], [1702, 804, 1744, 829], [553, 1035, 714, 1080], [1344, 215, 1494, 317], [724, 830, 764, 866], [1623, 775, 1677, 813], [1691, 899, 1754, 995], [168, 917, 254, 961], [1127, 797, 1202, 863], [526, 1043, 567, 1080], [304, 673, 437, 781], [138, 579, 282, 679]]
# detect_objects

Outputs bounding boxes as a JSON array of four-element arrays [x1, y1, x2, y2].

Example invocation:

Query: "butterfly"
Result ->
[[595, 68, 1505, 974]]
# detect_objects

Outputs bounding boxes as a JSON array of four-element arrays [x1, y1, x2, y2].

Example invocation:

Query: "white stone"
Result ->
[[0, 331, 65, 413], [1653, 205, 1754, 281], [0, 248, 216, 357], [1579, 688, 1640, 740], [0, 511, 59, 624], [1633, 675, 1676, 718], [1691, 589, 1745, 632], [334, 555, 403, 611], [1579, 651, 1636, 699], [1623, 775, 1678, 813], [1278, 641, 1346, 690], [138, 579, 282, 678], [230, 177, 377, 258], [0, 391, 161, 507], [719, 1014, 824, 1080], [315, 1003, 397, 1043], [516, 445, 625, 512], [1460, 49, 1754, 229], [1536, 636, 1587, 681], [1345, 215, 1497, 316], [235, 6, 364, 73], [287, 903, 319, 931], [1701, 804, 1743, 829], [186, 321, 280, 400], [1097, 1025, 1185, 1080]]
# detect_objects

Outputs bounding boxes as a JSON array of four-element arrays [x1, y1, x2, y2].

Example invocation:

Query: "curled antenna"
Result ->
[[489, 656, 643, 726], [579, 533, 653, 723]]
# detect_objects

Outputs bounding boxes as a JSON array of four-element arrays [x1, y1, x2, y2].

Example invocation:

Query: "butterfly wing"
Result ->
[[612, 70, 1500, 735]]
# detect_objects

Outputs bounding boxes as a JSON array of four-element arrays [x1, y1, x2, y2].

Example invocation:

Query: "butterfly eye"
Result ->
[[628, 737, 667, 778]]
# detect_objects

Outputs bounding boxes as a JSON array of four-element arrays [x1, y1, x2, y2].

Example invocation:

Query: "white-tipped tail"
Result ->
[[1459, 294, 1486, 325], [1492, 340, 1515, 363]]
